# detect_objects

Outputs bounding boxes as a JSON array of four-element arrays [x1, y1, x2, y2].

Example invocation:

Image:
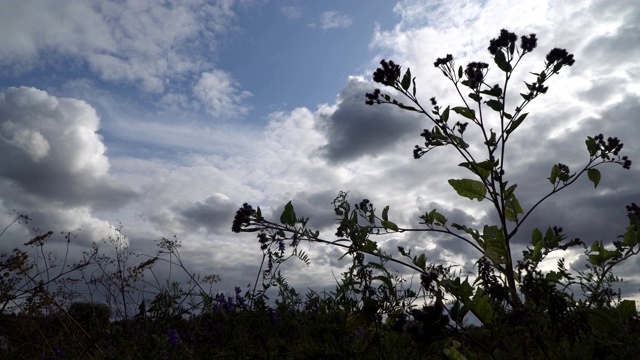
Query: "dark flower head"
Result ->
[[373, 59, 401, 86], [520, 33, 537, 52], [546, 48, 575, 66], [365, 88, 381, 105], [488, 29, 517, 54], [465, 62, 487, 89], [434, 54, 453, 67], [232, 203, 255, 232]]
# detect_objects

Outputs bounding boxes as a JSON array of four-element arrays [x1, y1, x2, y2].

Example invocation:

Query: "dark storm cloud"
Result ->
[[177, 194, 238, 235], [579, 2, 640, 69], [317, 77, 423, 163]]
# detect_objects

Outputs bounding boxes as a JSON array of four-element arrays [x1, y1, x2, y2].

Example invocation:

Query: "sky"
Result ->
[[0, 0, 639, 305]]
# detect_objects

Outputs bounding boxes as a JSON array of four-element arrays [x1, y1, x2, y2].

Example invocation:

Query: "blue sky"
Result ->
[[1, 0, 639, 305]]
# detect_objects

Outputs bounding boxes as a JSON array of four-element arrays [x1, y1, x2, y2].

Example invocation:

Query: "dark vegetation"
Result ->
[[1, 30, 639, 359]]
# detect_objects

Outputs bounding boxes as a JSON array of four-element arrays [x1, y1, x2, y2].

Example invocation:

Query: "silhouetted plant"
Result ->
[[235, 29, 639, 359]]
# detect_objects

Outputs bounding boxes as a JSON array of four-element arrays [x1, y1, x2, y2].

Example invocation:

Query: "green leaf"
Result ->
[[397, 103, 419, 112], [480, 84, 502, 97], [441, 106, 450, 122], [451, 135, 470, 149], [531, 228, 543, 246], [587, 168, 601, 188], [361, 239, 378, 252], [618, 300, 637, 319], [504, 183, 517, 199], [506, 113, 528, 135], [537, 70, 547, 83], [433, 211, 448, 226], [493, 50, 512, 72], [485, 99, 503, 112], [482, 225, 508, 265], [532, 240, 544, 262], [458, 160, 495, 181], [545, 270, 563, 283], [549, 164, 559, 185], [451, 106, 476, 120], [458, 65, 463, 79], [448, 179, 487, 201], [452, 223, 482, 246], [622, 226, 639, 247], [504, 193, 523, 222], [468, 93, 481, 102], [412, 78, 417, 97], [372, 275, 395, 296], [484, 130, 497, 147], [280, 201, 297, 226], [585, 136, 597, 156], [401, 68, 411, 91], [381, 220, 399, 232], [415, 254, 427, 270], [470, 288, 494, 326], [382, 205, 390, 222], [444, 340, 468, 360], [448, 300, 469, 325]]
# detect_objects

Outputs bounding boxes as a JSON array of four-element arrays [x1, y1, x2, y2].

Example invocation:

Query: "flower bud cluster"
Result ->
[[372, 59, 401, 86], [465, 62, 489, 89], [433, 54, 453, 68], [420, 271, 439, 290], [546, 48, 575, 67], [488, 29, 517, 55], [520, 33, 538, 53], [232, 203, 255, 233], [594, 133, 631, 169], [355, 198, 373, 212], [365, 88, 381, 105]]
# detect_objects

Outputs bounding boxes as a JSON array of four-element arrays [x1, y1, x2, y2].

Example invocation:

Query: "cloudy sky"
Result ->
[[1, 0, 639, 303]]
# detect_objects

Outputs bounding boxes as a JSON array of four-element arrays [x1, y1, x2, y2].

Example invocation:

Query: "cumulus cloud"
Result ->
[[0, 87, 135, 248], [193, 70, 252, 119]]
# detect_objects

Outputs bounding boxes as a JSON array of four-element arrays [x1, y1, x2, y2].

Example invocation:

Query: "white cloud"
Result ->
[[0, 0, 236, 92], [310, 11, 353, 30], [193, 70, 252, 119], [0, 87, 135, 249]]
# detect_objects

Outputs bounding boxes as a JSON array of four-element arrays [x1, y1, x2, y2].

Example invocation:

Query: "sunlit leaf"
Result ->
[[448, 179, 487, 201]]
